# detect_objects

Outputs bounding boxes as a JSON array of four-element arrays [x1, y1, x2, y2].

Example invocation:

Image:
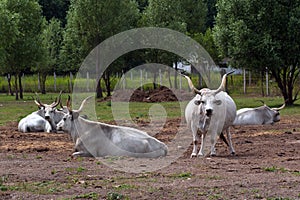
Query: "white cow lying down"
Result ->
[[18, 95, 61, 133], [18, 110, 52, 133], [57, 96, 168, 158], [233, 102, 285, 126]]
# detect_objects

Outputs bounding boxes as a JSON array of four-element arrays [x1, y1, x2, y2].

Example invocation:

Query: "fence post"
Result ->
[[266, 67, 269, 96], [54, 72, 57, 92], [243, 68, 246, 94], [86, 71, 89, 92]]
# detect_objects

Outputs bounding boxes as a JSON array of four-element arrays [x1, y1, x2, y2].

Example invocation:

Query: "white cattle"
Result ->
[[56, 96, 168, 158], [233, 103, 285, 126], [18, 108, 52, 133], [18, 94, 62, 133], [184, 72, 236, 157]]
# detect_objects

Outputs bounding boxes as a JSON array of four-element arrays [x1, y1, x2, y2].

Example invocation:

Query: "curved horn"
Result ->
[[272, 103, 285, 111], [181, 74, 202, 94], [213, 71, 234, 95], [258, 100, 266, 106], [66, 95, 72, 112], [51, 91, 62, 108], [34, 92, 45, 108], [76, 96, 94, 113]]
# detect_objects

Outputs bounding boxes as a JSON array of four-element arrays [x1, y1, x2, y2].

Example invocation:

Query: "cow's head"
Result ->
[[57, 95, 93, 133], [184, 72, 231, 118], [264, 103, 285, 124], [34, 92, 62, 122]]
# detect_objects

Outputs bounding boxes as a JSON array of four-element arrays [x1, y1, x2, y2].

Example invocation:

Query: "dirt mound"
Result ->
[[111, 86, 193, 102]]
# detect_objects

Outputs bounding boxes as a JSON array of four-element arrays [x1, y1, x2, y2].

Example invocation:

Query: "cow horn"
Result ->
[[273, 103, 285, 111], [34, 92, 45, 108], [66, 95, 72, 112], [51, 91, 62, 108], [213, 71, 234, 95], [77, 96, 94, 113], [181, 74, 202, 94], [258, 100, 266, 106]]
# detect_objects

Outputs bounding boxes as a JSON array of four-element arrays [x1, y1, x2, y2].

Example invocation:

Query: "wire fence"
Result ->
[[0, 69, 299, 97]]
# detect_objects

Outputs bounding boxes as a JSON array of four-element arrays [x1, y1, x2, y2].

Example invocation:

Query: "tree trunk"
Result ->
[[168, 67, 173, 88], [14, 74, 19, 100], [271, 68, 295, 106], [153, 70, 158, 89], [96, 78, 103, 98], [18, 73, 23, 99], [174, 62, 178, 89], [7, 74, 13, 96], [39, 73, 47, 94], [103, 71, 111, 97]]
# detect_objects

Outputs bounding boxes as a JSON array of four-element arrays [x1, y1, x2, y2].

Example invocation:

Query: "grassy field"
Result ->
[[0, 92, 299, 126]]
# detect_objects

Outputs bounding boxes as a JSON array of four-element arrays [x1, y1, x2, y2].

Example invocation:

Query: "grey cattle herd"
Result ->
[[17, 72, 285, 158]]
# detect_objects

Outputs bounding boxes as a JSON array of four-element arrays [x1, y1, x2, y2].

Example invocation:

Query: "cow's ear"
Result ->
[[214, 99, 222, 105], [194, 100, 201, 105], [71, 111, 80, 120]]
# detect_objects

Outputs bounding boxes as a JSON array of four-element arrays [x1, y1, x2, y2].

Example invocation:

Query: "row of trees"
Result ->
[[0, 0, 299, 105]]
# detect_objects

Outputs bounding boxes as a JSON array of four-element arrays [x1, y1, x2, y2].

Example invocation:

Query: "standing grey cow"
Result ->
[[57, 96, 168, 158], [184, 72, 236, 157], [233, 102, 285, 126]]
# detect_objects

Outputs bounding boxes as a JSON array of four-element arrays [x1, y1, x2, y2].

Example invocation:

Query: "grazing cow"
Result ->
[[56, 96, 168, 158], [18, 94, 62, 133], [184, 72, 236, 157], [233, 102, 285, 126]]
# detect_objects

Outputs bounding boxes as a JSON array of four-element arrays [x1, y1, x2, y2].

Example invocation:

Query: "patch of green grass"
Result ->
[[114, 184, 136, 191], [0, 92, 299, 125], [71, 192, 99, 200], [292, 171, 300, 176], [170, 172, 192, 179], [2, 180, 65, 194], [264, 166, 290, 173], [107, 192, 129, 200]]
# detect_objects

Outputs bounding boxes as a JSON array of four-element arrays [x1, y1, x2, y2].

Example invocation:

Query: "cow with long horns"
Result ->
[[184, 72, 236, 157], [56, 96, 168, 158], [233, 101, 285, 126], [18, 93, 62, 133]]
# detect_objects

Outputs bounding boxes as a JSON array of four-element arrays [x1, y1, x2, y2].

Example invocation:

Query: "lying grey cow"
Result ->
[[233, 102, 285, 125], [18, 95, 61, 133], [57, 96, 168, 158], [184, 72, 236, 157]]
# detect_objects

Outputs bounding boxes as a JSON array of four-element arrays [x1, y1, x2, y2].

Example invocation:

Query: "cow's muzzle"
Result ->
[[206, 109, 213, 117]]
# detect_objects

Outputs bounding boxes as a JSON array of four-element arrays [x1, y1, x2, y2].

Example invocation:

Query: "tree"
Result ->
[[1, 0, 44, 100], [213, 0, 300, 105], [140, 0, 187, 89], [61, 0, 140, 97], [38, 0, 70, 26], [0, 1, 20, 95], [34, 18, 63, 94]]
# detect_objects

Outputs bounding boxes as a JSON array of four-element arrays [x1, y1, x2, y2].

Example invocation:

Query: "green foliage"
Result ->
[[213, 0, 300, 104], [72, 192, 99, 200]]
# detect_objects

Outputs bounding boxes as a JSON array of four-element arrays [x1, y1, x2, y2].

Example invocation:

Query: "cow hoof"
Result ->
[[210, 153, 217, 157], [190, 153, 197, 158], [230, 152, 236, 156]]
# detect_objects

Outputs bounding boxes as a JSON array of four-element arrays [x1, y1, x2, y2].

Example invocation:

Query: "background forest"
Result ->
[[0, 0, 299, 105]]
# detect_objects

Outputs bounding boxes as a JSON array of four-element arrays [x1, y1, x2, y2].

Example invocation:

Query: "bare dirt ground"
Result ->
[[0, 115, 300, 200]]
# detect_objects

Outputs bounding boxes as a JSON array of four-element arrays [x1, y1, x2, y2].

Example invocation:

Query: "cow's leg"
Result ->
[[225, 128, 235, 155], [191, 123, 200, 158], [210, 132, 218, 156], [198, 132, 206, 157], [44, 121, 52, 133]]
